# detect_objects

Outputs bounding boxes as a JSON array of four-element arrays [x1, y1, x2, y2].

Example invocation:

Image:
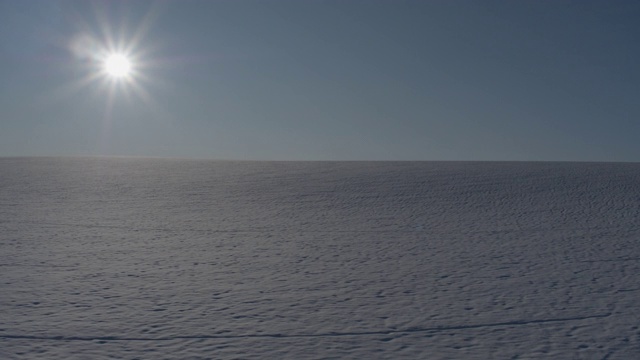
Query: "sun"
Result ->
[[103, 53, 132, 79]]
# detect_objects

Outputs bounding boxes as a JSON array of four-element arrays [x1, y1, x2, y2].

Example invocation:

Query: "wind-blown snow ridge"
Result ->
[[580, 258, 640, 263], [0, 312, 613, 342], [2, 219, 636, 235]]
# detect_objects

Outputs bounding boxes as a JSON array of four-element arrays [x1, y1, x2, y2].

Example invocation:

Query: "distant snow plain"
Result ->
[[1, 157, 639, 359]]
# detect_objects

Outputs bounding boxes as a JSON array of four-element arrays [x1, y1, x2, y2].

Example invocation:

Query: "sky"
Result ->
[[0, 0, 638, 161]]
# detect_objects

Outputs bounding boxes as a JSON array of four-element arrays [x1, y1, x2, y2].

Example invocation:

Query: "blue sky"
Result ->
[[1, 0, 638, 161]]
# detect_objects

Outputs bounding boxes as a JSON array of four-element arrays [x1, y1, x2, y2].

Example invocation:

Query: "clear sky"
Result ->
[[1, 0, 638, 161]]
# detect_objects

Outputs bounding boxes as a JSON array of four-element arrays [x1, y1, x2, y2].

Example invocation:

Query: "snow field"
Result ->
[[1, 158, 639, 359]]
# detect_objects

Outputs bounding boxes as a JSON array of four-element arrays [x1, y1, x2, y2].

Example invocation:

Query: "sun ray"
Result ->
[[125, 2, 166, 55], [93, 1, 117, 54]]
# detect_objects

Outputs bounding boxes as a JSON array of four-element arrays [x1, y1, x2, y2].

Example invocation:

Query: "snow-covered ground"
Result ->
[[1, 157, 639, 359]]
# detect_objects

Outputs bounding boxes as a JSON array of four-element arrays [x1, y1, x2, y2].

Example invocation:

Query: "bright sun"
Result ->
[[104, 54, 132, 78]]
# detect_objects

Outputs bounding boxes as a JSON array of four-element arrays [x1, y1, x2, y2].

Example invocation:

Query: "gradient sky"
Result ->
[[1, 0, 638, 161]]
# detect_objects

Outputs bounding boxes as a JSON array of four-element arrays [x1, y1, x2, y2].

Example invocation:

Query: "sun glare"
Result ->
[[104, 54, 132, 79], [60, 2, 167, 116]]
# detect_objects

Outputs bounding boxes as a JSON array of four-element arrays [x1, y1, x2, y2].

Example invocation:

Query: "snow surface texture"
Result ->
[[1, 158, 639, 359]]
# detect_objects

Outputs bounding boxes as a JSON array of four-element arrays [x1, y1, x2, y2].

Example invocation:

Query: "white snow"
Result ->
[[1, 157, 639, 359]]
